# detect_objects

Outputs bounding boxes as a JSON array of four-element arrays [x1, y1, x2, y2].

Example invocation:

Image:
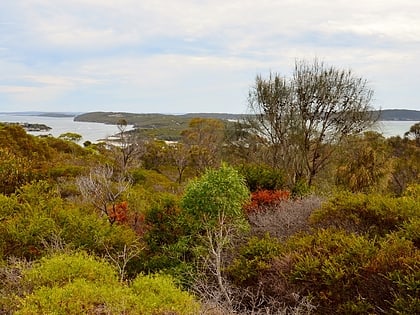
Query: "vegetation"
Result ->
[[247, 59, 376, 187], [1, 60, 419, 314]]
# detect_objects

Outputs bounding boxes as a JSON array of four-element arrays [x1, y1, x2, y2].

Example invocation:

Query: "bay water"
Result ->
[[0, 114, 128, 143], [0, 114, 418, 143]]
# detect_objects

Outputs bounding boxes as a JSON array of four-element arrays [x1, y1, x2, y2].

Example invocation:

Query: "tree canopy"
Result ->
[[248, 59, 376, 186]]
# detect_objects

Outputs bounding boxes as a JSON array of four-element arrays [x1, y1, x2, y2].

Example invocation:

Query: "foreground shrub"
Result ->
[[131, 273, 200, 314], [15, 252, 199, 315], [228, 228, 420, 314], [228, 234, 283, 285], [0, 181, 141, 260], [22, 252, 118, 289]]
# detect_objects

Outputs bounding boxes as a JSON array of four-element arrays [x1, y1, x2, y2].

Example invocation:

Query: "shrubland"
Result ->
[[1, 119, 418, 314], [1, 61, 419, 314]]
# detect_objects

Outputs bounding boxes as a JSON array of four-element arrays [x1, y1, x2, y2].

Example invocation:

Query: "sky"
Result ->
[[0, 0, 420, 114]]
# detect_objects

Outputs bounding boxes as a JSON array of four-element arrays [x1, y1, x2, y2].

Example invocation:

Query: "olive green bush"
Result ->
[[0, 181, 140, 259], [310, 189, 420, 236], [14, 252, 199, 315], [238, 163, 285, 192]]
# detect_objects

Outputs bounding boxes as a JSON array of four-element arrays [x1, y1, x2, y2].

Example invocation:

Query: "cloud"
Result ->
[[0, 0, 420, 112]]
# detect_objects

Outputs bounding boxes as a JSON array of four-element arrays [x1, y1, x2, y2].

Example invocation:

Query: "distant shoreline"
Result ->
[[1, 109, 419, 123]]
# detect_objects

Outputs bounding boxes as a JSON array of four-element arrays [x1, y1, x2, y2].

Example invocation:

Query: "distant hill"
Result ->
[[74, 109, 420, 125], [73, 112, 247, 141], [375, 109, 420, 121], [73, 112, 246, 125], [0, 111, 79, 117]]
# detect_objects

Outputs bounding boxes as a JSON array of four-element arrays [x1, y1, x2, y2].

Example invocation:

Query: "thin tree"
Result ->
[[116, 119, 145, 172], [248, 59, 376, 186]]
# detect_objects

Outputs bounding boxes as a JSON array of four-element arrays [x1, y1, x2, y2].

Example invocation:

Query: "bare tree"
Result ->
[[104, 243, 143, 282], [248, 59, 376, 186], [167, 142, 190, 183], [116, 119, 146, 172], [76, 164, 131, 224]]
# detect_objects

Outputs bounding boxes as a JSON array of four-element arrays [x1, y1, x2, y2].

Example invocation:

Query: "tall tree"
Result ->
[[248, 59, 376, 186]]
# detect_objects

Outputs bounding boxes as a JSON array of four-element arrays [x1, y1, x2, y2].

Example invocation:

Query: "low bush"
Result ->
[[228, 234, 282, 285], [228, 228, 420, 314], [131, 273, 200, 314], [244, 189, 290, 214], [309, 190, 420, 236], [22, 252, 118, 289], [13, 252, 200, 315], [0, 181, 141, 260]]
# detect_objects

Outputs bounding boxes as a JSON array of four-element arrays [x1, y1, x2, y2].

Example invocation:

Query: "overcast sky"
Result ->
[[0, 0, 419, 114]]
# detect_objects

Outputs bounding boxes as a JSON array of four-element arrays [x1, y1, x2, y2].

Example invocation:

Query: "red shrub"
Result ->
[[244, 189, 290, 213], [108, 201, 129, 224]]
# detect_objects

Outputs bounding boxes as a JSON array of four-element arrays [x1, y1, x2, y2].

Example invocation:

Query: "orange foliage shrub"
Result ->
[[107, 201, 129, 224], [244, 189, 290, 213], [107, 201, 147, 236]]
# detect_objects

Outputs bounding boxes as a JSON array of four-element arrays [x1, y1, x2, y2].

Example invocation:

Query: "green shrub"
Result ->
[[228, 234, 282, 284], [131, 273, 200, 315], [181, 164, 250, 227], [16, 278, 135, 315], [22, 252, 119, 288], [16, 253, 200, 315], [398, 217, 420, 248], [238, 163, 285, 192], [55, 205, 140, 255], [0, 194, 20, 218], [310, 191, 420, 236], [48, 165, 84, 179], [1, 211, 57, 258], [0, 181, 141, 259], [291, 178, 311, 198], [130, 168, 177, 192]]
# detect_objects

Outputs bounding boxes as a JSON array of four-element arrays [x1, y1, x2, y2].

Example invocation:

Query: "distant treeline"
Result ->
[[74, 109, 420, 126], [375, 109, 420, 120]]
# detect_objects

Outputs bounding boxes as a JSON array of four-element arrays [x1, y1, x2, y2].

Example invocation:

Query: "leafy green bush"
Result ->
[[0, 181, 140, 259], [181, 164, 250, 228]]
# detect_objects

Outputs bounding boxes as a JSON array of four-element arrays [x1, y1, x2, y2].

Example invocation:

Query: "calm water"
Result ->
[[372, 120, 418, 138], [0, 114, 418, 143], [0, 114, 128, 143]]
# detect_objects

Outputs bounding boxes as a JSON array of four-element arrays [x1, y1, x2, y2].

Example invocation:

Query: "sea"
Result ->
[[0, 114, 129, 143], [0, 114, 418, 143]]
